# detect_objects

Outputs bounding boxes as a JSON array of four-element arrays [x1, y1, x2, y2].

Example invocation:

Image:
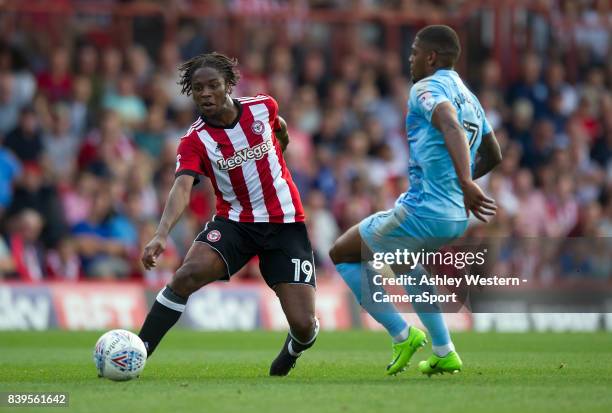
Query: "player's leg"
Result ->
[[258, 222, 318, 376], [328, 223, 363, 263], [139, 217, 254, 357], [269, 283, 318, 376], [329, 223, 410, 341], [391, 217, 466, 375], [329, 216, 426, 375], [391, 260, 462, 375], [138, 242, 226, 356], [274, 284, 317, 344]]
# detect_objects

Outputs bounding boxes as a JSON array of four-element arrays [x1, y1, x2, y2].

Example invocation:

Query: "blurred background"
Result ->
[[0, 0, 610, 331]]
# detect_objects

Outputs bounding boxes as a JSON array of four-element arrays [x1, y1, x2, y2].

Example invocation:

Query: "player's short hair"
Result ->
[[178, 52, 241, 96], [416, 25, 461, 67]]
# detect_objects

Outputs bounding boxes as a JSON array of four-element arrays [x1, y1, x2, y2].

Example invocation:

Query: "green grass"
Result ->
[[1, 330, 611, 413]]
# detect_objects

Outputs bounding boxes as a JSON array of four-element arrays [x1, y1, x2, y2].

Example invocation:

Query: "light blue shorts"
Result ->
[[358, 204, 469, 255]]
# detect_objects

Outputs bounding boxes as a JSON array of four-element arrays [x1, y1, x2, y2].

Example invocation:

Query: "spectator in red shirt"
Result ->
[[45, 237, 81, 281], [7, 209, 46, 282], [37, 47, 73, 103]]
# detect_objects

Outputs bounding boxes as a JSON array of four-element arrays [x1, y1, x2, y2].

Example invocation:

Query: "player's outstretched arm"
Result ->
[[432, 102, 497, 222], [473, 131, 502, 180], [274, 116, 290, 152], [141, 174, 194, 269]]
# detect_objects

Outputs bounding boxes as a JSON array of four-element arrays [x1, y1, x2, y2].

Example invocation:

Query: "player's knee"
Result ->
[[170, 262, 211, 297], [330, 239, 362, 265], [288, 313, 316, 342], [329, 242, 343, 265], [171, 246, 227, 296]]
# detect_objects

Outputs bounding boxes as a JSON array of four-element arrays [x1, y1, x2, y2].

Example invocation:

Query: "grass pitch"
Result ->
[[1, 330, 611, 413]]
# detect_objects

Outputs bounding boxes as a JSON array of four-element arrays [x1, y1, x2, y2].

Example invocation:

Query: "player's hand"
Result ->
[[141, 234, 167, 270], [461, 180, 497, 222]]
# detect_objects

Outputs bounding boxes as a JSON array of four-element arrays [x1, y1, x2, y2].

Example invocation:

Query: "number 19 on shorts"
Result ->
[[291, 258, 314, 283]]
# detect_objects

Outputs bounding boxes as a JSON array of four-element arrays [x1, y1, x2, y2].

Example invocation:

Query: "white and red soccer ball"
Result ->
[[93, 329, 147, 381]]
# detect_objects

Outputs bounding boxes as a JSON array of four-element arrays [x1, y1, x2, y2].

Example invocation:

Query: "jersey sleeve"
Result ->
[[482, 116, 493, 136], [411, 78, 451, 123], [262, 94, 282, 131], [175, 133, 205, 183]]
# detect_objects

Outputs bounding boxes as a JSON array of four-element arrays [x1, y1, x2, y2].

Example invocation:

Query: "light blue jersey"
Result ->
[[359, 69, 489, 253], [399, 69, 492, 221], [348, 68, 481, 352]]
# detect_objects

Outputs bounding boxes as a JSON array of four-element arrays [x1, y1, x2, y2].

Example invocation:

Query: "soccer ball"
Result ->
[[93, 329, 147, 381]]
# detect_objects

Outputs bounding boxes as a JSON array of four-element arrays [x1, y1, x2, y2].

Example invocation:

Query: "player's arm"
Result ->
[[431, 102, 497, 222], [274, 116, 289, 152], [141, 174, 194, 269], [473, 131, 502, 180]]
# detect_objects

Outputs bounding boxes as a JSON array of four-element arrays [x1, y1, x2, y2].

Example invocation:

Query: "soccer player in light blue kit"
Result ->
[[330, 25, 502, 375]]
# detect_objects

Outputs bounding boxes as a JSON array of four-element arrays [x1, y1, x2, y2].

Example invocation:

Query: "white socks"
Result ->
[[433, 342, 456, 357], [392, 325, 410, 343]]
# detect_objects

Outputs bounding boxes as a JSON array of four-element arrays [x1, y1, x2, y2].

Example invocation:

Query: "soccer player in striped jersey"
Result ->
[[138, 53, 318, 376]]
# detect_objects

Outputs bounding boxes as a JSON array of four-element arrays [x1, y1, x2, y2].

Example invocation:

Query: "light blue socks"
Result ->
[[336, 261, 454, 354], [335, 263, 408, 339]]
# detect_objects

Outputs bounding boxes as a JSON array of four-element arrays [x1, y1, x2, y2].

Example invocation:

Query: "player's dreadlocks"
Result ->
[[178, 52, 241, 96]]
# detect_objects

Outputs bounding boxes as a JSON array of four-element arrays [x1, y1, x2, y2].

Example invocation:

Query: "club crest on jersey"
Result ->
[[217, 138, 272, 171], [418, 91, 436, 112], [251, 120, 265, 135], [207, 230, 221, 242]]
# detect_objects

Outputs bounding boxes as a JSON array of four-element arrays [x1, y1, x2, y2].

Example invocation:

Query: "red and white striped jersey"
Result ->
[[175, 94, 305, 223]]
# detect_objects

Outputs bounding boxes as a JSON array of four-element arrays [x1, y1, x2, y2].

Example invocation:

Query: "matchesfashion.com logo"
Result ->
[[217, 139, 273, 171]]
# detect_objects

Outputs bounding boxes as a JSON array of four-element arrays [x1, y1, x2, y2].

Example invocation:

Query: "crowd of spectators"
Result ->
[[0, 0, 610, 285]]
